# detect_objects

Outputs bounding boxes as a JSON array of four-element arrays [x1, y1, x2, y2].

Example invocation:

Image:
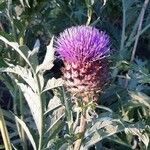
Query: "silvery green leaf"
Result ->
[[28, 39, 40, 69], [38, 72, 44, 91], [125, 127, 149, 149], [15, 115, 37, 150], [25, 0, 30, 7], [82, 122, 119, 149], [82, 117, 145, 149], [102, 0, 107, 6], [36, 37, 54, 73], [28, 39, 40, 58], [42, 77, 64, 93], [0, 36, 32, 68], [46, 109, 65, 133], [85, 117, 120, 137], [129, 91, 150, 108], [12, 145, 18, 150], [2, 109, 24, 148], [19, 0, 25, 7], [58, 143, 69, 150], [17, 83, 41, 134], [45, 96, 62, 115], [0, 66, 38, 92]]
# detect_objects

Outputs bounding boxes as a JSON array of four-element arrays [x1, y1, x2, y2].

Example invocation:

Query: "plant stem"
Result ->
[[19, 89, 28, 150], [74, 112, 86, 150], [120, 0, 126, 55], [85, 0, 93, 25], [130, 0, 150, 63], [38, 101, 44, 150], [0, 107, 12, 150], [7, 0, 17, 42], [125, 0, 149, 87], [36, 75, 44, 150]]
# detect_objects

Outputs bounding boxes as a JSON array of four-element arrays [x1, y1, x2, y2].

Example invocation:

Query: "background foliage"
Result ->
[[0, 0, 150, 150]]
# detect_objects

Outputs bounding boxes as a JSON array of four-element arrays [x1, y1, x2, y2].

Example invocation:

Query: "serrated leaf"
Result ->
[[37, 72, 44, 91], [0, 36, 32, 68], [85, 116, 120, 137], [17, 83, 41, 134], [58, 143, 69, 150], [25, 0, 30, 7], [19, 0, 25, 7], [28, 39, 40, 69], [28, 39, 40, 58], [125, 127, 149, 149], [15, 115, 37, 150], [42, 78, 64, 93], [45, 106, 65, 146], [0, 66, 37, 92], [36, 37, 54, 73], [129, 91, 150, 109], [82, 111, 145, 148], [82, 118, 145, 149], [102, 0, 107, 6], [46, 110, 65, 133], [82, 119, 124, 148], [19, 45, 30, 58], [45, 96, 62, 115]]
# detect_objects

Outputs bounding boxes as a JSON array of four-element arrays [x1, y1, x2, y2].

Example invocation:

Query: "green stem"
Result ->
[[130, 0, 150, 62], [7, 0, 17, 42], [19, 89, 28, 150], [74, 111, 86, 150], [85, 0, 93, 25], [14, 86, 22, 139], [35, 74, 44, 150], [125, 0, 149, 87], [0, 107, 12, 150], [120, 0, 126, 56]]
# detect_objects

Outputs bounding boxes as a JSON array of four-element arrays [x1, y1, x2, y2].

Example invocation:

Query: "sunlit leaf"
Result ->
[[42, 77, 64, 93], [0, 36, 32, 68], [28, 39, 40, 58], [36, 37, 54, 73], [44, 96, 62, 115], [129, 91, 150, 109], [19, 0, 25, 7], [28, 39, 40, 69], [0, 66, 37, 92], [15, 115, 37, 150], [25, 0, 30, 7], [17, 83, 41, 134], [82, 113, 145, 149], [125, 127, 149, 149]]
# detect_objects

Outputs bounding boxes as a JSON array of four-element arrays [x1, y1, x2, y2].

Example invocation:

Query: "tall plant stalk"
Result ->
[[36, 74, 44, 150], [130, 0, 150, 63], [74, 112, 87, 150], [120, 0, 126, 55], [0, 106, 12, 150], [19, 89, 28, 150], [125, 0, 150, 87]]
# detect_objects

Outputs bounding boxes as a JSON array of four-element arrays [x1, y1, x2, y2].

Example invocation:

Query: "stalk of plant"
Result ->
[[0, 106, 12, 150], [56, 25, 110, 149]]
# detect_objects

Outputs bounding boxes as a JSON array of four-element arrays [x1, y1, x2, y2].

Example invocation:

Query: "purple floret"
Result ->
[[56, 25, 110, 63]]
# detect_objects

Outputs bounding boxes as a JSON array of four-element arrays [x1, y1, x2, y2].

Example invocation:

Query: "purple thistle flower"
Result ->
[[56, 25, 110, 101], [56, 25, 110, 63]]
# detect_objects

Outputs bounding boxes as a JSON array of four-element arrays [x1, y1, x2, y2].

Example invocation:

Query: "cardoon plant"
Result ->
[[56, 25, 110, 102], [56, 25, 110, 149]]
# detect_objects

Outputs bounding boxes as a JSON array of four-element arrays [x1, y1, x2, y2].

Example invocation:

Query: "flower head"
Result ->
[[56, 25, 110, 99], [56, 25, 110, 63]]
